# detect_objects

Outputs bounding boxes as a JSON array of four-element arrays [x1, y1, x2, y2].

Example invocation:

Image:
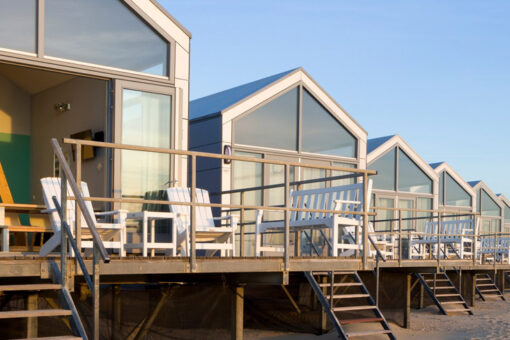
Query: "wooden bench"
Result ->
[[0, 205, 51, 252], [410, 219, 475, 259], [478, 237, 510, 264], [255, 180, 378, 257]]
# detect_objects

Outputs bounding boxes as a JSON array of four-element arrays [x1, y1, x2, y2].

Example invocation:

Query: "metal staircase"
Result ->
[[415, 272, 472, 315], [475, 273, 505, 301], [305, 271, 395, 339], [0, 283, 85, 339]]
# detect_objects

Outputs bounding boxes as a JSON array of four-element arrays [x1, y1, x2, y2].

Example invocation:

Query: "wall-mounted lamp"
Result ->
[[55, 103, 71, 113], [223, 145, 232, 164]]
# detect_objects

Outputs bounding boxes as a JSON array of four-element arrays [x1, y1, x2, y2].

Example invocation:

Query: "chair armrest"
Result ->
[[334, 199, 361, 205], [95, 209, 128, 217]]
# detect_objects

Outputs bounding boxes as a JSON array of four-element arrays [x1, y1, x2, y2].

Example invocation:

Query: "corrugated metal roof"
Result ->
[[190, 68, 298, 120], [429, 162, 445, 169], [468, 180, 481, 188], [367, 135, 395, 154]]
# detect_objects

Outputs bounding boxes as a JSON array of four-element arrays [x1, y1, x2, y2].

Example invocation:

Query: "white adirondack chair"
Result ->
[[167, 187, 237, 257], [39, 177, 126, 257], [255, 180, 390, 258]]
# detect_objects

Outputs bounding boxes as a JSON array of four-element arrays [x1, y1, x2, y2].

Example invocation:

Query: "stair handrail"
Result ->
[[51, 138, 110, 262]]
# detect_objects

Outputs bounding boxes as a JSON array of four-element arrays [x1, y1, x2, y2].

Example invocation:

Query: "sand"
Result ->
[[245, 298, 510, 340]]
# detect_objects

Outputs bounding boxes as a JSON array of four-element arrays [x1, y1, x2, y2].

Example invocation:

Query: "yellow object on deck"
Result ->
[[0, 161, 14, 204]]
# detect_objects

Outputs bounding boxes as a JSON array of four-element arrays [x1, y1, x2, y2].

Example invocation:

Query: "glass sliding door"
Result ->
[[115, 81, 173, 211]]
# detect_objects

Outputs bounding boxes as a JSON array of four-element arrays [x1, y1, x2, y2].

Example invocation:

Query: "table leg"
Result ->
[[150, 219, 155, 257], [0, 207, 7, 252], [142, 213, 148, 257]]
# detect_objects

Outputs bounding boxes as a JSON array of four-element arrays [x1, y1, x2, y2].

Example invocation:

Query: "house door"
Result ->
[[113, 81, 175, 211]]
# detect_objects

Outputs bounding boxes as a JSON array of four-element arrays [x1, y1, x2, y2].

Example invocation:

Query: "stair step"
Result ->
[[333, 305, 377, 312], [445, 308, 471, 313], [340, 317, 384, 325], [0, 284, 61, 292], [477, 284, 496, 287], [479, 289, 500, 293], [432, 286, 455, 290], [13, 337, 82, 340], [435, 294, 461, 297], [441, 301, 466, 305], [0, 309, 72, 319], [347, 330, 392, 337], [425, 279, 449, 282], [326, 294, 369, 299], [319, 282, 362, 288]]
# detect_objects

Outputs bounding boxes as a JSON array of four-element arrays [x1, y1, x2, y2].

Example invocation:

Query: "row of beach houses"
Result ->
[[0, 0, 508, 252]]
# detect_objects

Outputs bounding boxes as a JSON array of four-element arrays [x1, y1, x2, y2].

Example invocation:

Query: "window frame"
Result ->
[[0, 0, 176, 84]]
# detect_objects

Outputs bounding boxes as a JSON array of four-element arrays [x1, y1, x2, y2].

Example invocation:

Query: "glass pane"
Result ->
[[416, 198, 432, 232], [505, 204, 510, 223], [480, 189, 501, 217], [301, 167, 326, 190], [45, 0, 168, 76], [0, 0, 36, 52], [232, 151, 263, 256], [445, 173, 471, 207], [369, 149, 396, 191], [331, 162, 356, 186], [398, 199, 413, 230], [397, 149, 432, 194], [121, 89, 171, 211], [439, 172, 444, 205], [234, 88, 298, 150], [265, 164, 295, 221], [374, 198, 394, 232], [301, 89, 357, 158]]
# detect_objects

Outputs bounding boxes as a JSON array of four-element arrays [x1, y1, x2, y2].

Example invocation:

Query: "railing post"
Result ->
[[398, 209, 402, 265], [362, 172, 368, 270], [93, 246, 100, 340], [240, 191, 245, 257], [75, 142, 82, 261], [437, 212, 442, 267], [190, 155, 197, 272], [473, 214, 477, 266], [284, 164, 290, 272], [60, 171, 68, 288]]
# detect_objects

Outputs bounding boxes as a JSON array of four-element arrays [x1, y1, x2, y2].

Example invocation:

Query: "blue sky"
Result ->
[[161, 0, 510, 196]]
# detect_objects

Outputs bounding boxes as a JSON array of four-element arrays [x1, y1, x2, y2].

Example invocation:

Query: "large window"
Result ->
[[234, 88, 298, 150], [440, 172, 471, 207], [369, 147, 432, 194], [398, 150, 432, 193], [369, 150, 396, 191], [479, 189, 501, 217], [45, 0, 169, 76], [505, 203, 510, 224], [121, 89, 172, 209], [234, 86, 357, 159], [0, 0, 36, 53], [301, 89, 357, 157]]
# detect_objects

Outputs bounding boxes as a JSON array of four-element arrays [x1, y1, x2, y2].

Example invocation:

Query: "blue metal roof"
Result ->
[[190, 68, 298, 120], [468, 180, 481, 188], [429, 162, 445, 169], [367, 135, 396, 154]]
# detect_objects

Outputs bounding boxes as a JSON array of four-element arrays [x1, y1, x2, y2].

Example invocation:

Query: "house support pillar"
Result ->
[[26, 293, 38, 338], [231, 285, 244, 340], [377, 270, 411, 328]]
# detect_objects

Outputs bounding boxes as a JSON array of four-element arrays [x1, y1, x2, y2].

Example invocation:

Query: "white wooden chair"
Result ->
[[39, 177, 126, 257], [167, 187, 237, 257], [410, 219, 475, 259], [255, 180, 391, 258], [478, 237, 510, 264]]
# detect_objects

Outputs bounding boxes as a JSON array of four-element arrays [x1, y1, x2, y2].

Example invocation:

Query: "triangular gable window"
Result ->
[[45, 0, 169, 76], [234, 86, 357, 158], [444, 173, 471, 207], [369, 148, 396, 191], [480, 189, 501, 217], [301, 89, 357, 158], [234, 87, 299, 150], [504, 203, 510, 223], [398, 150, 432, 194]]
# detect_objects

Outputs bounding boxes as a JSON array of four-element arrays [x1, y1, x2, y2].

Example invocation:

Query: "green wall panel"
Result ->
[[0, 132, 30, 204]]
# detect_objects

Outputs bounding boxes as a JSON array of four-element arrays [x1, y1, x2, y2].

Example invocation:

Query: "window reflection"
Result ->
[[444, 173, 471, 207], [397, 150, 432, 194], [0, 0, 36, 52], [45, 0, 168, 76], [369, 150, 396, 191]]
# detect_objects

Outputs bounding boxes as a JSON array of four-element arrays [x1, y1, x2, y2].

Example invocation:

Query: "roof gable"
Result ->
[[367, 135, 438, 182], [431, 162, 475, 199], [470, 180, 504, 209], [190, 68, 297, 120]]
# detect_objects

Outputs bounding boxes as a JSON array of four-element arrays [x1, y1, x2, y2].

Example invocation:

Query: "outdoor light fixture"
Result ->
[[223, 145, 232, 164], [55, 103, 71, 113]]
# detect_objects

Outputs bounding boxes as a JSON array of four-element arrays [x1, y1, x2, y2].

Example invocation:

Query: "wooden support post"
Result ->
[[495, 270, 505, 294], [112, 285, 121, 340], [93, 246, 100, 340], [418, 285, 424, 309], [404, 274, 411, 329], [26, 293, 38, 338], [231, 286, 244, 340], [461, 271, 476, 307]]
